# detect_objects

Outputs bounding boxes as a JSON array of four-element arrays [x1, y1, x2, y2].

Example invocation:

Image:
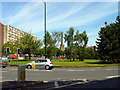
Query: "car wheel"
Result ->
[[27, 65, 32, 69], [2, 66, 6, 68], [45, 65, 50, 70]]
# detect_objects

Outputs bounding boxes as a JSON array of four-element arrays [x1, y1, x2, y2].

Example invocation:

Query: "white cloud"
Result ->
[[47, 4, 86, 24], [2, 2, 117, 35], [7, 2, 42, 24], [87, 33, 95, 36], [47, 2, 117, 30], [2, 0, 120, 2], [2, 2, 44, 33]]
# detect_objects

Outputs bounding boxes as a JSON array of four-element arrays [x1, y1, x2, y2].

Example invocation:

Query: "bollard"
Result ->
[[32, 61, 35, 69], [18, 65, 26, 81]]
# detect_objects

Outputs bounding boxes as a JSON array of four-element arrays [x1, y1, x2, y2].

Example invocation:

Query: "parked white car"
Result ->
[[25, 59, 54, 70]]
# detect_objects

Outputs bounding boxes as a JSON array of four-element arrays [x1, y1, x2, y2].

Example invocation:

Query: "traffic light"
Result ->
[[17, 48, 20, 54], [6, 47, 10, 53], [5, 50, 6, 54]]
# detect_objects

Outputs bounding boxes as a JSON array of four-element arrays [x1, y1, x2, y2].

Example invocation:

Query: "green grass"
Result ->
[[52, 59, 120, 66], [7, 59, 120, 66], [7, 60, 34, 65]]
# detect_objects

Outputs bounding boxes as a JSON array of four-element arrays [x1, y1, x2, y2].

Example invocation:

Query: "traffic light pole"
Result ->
[[17, 48, 20, 65]]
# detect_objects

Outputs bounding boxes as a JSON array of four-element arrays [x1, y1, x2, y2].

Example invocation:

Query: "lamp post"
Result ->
[[118, 1, 120, 18], [42, 0, 47, 59]]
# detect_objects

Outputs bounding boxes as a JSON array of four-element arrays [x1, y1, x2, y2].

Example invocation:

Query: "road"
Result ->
[[1, 67, 120, 81]]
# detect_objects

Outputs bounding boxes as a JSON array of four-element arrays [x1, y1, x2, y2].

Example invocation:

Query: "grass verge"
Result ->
[[6, 59, 120, 66]]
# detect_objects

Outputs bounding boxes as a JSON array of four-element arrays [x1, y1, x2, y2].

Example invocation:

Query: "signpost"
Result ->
[[17, 48, 20, 65]]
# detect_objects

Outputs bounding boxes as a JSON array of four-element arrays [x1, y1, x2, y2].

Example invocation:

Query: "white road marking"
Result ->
[[26, 69, 53, 71], [1, 71, 7, 72], [68, 69, 97, 72], [106, 75, 120, 79], [43, 81, 49, 83], [105, 68, 118, 71], [68, 70, 85, 71], [51, 79, 91, 89]]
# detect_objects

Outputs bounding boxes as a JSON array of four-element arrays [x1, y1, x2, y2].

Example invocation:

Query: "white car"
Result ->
[[25, 59, 54, 70]]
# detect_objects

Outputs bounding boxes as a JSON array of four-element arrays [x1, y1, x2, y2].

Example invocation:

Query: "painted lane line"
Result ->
[[1, 71, 7, 72], [49, 80, 91, 89], [68, 69, 97, 72], [106, 75, 120, 79], [68, 70, 85, 71], [27, 70, 52, 71], [105, 69, 118, 71]]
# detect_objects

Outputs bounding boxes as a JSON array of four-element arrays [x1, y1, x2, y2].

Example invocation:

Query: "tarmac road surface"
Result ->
[[0, 67, 120, 89], [1, 67, 120, 81]]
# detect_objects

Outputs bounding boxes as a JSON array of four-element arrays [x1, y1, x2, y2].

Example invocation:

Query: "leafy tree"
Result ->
[[84, 47, 97, 59], [96, 16, 120, 63], [57, 48, 64, 57], [2, 42, 16, 56], [64, 27, 88, 61], [34, 48, 43, 57], [64, 27, 76, 61], [15, 33, 42, 60], [52, 32, 61, 60], [44, 31, 62, 59], [74, 30, 88, 61], [44, 31, 54, 59]]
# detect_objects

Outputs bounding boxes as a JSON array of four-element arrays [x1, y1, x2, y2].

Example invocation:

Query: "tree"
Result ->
[[34, 48, 43, 57], [2, 42, 16, 56], [52, 32, 61, 60], [57, 48, 64, 57], [44, 31, 54, 59], [96, 16, 120, 63], [15, 33, 42, 60], [74, 30, 88, 61], [64, 27, 77, 61], [84, 47, 97, 59]]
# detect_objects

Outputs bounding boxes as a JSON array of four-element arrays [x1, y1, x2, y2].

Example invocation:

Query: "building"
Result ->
[[90, 46, 97, 51], [60, 32, 64, 51], [0, 22, 37, 57], [0, 23, 4, 57]]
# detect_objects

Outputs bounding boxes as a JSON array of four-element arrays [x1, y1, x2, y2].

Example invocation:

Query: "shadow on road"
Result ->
[[62, 77, 120, 89], [1, 77, 120, 90]]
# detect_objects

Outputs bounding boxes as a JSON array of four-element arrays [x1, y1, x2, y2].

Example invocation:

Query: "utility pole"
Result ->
[[42, 0, 47, 59], [118, 1, 120, 18]]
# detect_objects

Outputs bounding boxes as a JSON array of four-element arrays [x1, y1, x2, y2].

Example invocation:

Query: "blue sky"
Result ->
[[1, 1, 118, 47]]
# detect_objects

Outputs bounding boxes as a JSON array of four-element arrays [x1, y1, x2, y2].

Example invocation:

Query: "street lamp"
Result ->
[[42, 0, 47, 59], [118, 1, 120, 19]]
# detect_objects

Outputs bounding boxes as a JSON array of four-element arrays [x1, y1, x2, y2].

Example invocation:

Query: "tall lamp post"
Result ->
[[118, 1, 120, 18], [42, 0, 47, 59]]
